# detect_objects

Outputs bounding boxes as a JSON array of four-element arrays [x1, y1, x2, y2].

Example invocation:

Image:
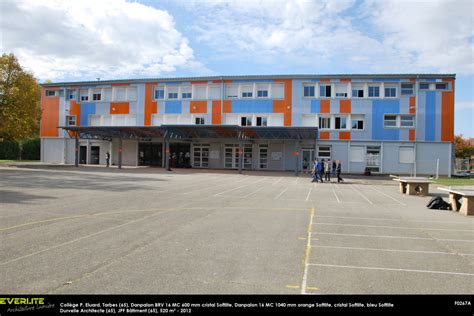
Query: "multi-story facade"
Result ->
[[40, 74, 455, 175]]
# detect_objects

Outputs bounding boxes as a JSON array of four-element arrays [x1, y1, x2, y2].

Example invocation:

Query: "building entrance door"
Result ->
[[224, 144, 253, 169], [169, 143, 191, 168], [192, 144, 209, 168], [301, 149, 315, 172], [79, 146, 87, 164], [138, 143, 163, 166], [90, 146, 100, 164], [366, 146, 381, 173]]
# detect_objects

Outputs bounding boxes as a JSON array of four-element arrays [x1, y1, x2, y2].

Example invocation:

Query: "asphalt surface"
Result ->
[[0, 166, 473, 294]]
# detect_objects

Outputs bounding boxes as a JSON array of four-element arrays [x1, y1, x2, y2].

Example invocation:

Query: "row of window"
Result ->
[[350, 146, 414, 164], [303, 82, 448, 98], [46, 87, 138, 102], [383, 114, 415, 128]]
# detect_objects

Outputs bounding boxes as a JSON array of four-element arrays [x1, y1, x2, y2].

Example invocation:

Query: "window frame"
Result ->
[[368, 86, 380, 98], [384, 114, 398, 128], [154, 88, 165, 100], [334, 116, 348, 130], [401, 83, 414, 95], [92, 93, 102, 101], [66, 115, 77, 127], [256, 116, 268, 126], [319, 85, 331, 98], [195, 117, 205, 125], [384, 87, 397, 98], [240, 116, 252, 126], [45, 90, 57, 97], [435, 83, 447, 90], [303, 85, 315, 97], [399, 115, 415, 128], [318, 116, 331, 129], [317, 145, 331, 160]]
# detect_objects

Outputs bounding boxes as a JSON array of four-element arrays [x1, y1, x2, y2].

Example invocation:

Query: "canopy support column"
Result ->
[[238, 143, 243, 174], [74, 134, 79, 167], [118, 137, 122, 169]]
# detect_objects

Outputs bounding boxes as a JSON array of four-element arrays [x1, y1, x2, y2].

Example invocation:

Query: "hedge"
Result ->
[[0, 138, 40, 160]]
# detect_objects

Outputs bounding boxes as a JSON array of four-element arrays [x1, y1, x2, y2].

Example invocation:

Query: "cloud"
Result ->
[[456, 100, 474, 110], [0, 0, 211, 81], [179, 0, 473, 74]]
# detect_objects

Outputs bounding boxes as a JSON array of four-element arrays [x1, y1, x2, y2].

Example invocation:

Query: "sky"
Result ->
[[1, 0, 472, 136]]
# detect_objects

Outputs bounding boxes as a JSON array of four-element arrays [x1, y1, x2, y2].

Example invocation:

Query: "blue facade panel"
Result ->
[[425, 91, 436, 141], [372, 100, 399, 141], [231, 100, 273, 113], [165, 101, 182, 114], [80, 103, 96, 126], [310, 100, 320, 113]]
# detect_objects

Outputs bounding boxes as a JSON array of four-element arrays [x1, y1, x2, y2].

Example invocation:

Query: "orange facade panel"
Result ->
[[339, 99, 351, 113], [320, 100, 330, 113], [409, 129, 416, 142], [319, 131, 330, 140], [340, 78, 351, 82], [112, 83, 129, 87], [272, 100, 285, 113], [144, 83, 157, 126], [190, 101, 207, 114], [441, 90, 455, 141], [409, 96, 416, 114], [339, 131, 351, 140], [274, 79, 292, 126], [223, 100, 232, 113], [110, 102, 130, 114], [70, 100, 81, 126], [40, 91, 60, 137], [191, 81, 208, 85], [212, 100, 222, 124]]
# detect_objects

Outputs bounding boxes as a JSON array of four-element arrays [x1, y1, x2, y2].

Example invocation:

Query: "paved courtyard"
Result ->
[[0, 166, 473, 294]]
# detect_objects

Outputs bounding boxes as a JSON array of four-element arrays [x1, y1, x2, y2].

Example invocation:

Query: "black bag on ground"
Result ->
[[426, 196, 452, 210]]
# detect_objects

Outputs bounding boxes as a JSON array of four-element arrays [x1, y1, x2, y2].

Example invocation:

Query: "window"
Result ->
[[384, 87, 397, 97], [241, 85, 253, 98], [304, 85, 315, 97], [351, 115, 364, 130], [114, 87, 126, 101], [350, 146, 364, 162], [317, 146, 331, 159], [195, 117, 205, 125], [80, 95, 89, 101], [320, 85, 331, 98], [336, 92, 347, 97], [335, 84, 347, 98], [92, 93, 101, 101], [241, 116, 252, 126], [257, 90, 268, 98], [209, 85, 221, 99], [45, 90, 57, 97], [352, 89, 364, 98], [226, 85, 238, 98], [272, 83, 284, 98], [194, 85, 207, 100], [168, 92, 178, 99], [436, 83, 447, 90], [319, 116, 331, 129], [419, 83, 430, 90], [242, 91, 253, 98], [154, 88, 164, 100], [335, 116, 347, 130], [401, 83, 414, 95], [384, 115, 397, 127], [400, 115, 415, 127], [368, 86, 380, 97], [399, 147, 415, 164], [182, 92, 192, 99], [256, 117, 267, 126], [66, 115, 76, 126]]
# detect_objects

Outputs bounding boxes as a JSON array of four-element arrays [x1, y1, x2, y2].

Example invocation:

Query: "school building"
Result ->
[[40, 74, 455, 175]]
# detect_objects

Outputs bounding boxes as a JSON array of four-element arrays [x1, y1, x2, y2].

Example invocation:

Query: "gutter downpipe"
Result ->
[[414, 74, 419, 177]]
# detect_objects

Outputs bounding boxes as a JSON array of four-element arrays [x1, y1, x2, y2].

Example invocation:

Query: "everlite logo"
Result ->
[[0, 297, 45, 305]]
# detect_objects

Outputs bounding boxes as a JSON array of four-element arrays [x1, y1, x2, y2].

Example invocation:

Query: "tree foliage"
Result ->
[[0, 53, 41, 141], [453, 134, 474, 158]]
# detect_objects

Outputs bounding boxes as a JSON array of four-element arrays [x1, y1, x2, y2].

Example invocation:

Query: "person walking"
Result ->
[[105, 152, 110, 167], [319, 159, 325, 183], [336, 160, 343, 183], [332, 160, 337, 177], [324, 159, 331, 182], [311, 159, 317, 182]]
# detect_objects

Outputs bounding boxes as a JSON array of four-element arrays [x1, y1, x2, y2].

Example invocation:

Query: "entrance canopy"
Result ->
[[61, 125, 318, 141]]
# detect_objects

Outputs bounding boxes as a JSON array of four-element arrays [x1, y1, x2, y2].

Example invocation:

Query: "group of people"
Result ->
[[305, 159, 343, 183], [170, 152, 191, 168]]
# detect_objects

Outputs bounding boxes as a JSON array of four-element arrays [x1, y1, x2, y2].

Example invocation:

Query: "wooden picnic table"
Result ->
[[438, 186, 474, 216], [394, 177, 433, 196]]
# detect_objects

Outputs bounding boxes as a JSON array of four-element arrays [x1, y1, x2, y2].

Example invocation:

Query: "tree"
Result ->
[[453, 134, 474, 158], [0, 53, 41, 141]]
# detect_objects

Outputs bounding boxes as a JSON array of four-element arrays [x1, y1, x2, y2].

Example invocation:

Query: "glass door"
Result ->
[[224, 144, 252, 169], [193, 144, 209, 168], [301, 149, 315, 172], [259, 145, 268, 169], [366, 146, 381, 173]]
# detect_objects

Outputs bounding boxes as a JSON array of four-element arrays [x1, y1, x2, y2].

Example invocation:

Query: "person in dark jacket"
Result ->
[[336, 160, 343, 183]]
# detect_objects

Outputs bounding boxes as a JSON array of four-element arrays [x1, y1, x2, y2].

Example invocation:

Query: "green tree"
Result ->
[[453, 134, 474, 158], [0, 53, 41, 141]]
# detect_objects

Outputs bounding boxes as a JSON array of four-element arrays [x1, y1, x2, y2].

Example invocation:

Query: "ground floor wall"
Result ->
[[41, 137, 453, 176]]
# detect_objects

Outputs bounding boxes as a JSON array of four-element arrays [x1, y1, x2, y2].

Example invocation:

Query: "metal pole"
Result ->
[[118, 137, 122, 169], [238, 143, 243, 174], [436, 158, 439, 179], [75, 135, 79, 167], [294, 141, 299, 176], [165, 140, 171, 171]]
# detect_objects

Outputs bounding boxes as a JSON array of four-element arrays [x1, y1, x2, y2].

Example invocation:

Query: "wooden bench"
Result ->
[[394, 177, 433, 196], [438, 187, 474, 216]]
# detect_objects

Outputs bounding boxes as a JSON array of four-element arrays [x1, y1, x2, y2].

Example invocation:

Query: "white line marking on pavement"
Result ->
[[272, 177, 283, 186], [213, 177, 267, 196], [275, 187, 288, 200], [313, 232, 474, 242], [243, 186, 265, 198], [184, 176, 249, 195], [307, 263, 474, 277], [367, 185, 406, 206], [311, 214, 473, 225], [331, 183, 341, 203], [301, 207, 315, 295], [349, 184, 373, 204], [305, 187, 313, 202], [312, 222, 473, 232], [311, 245, 474, 256]]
